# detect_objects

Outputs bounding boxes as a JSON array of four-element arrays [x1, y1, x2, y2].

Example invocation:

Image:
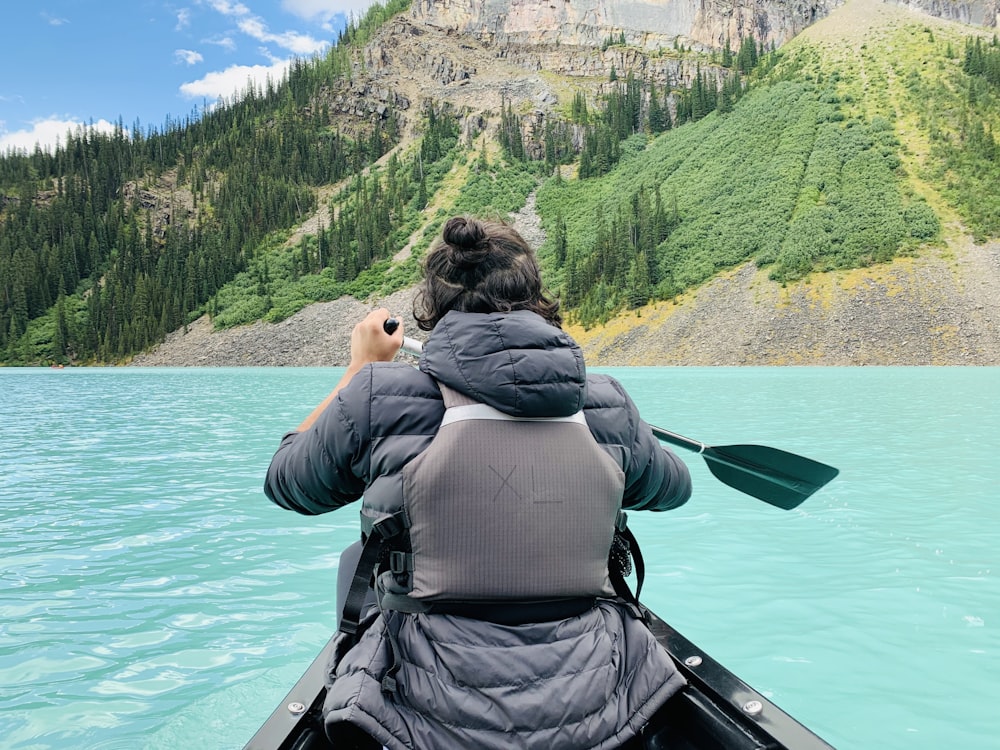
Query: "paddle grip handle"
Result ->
[[383, 318, 422, 357]]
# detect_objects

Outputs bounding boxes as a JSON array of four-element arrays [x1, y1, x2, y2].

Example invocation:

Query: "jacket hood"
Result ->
[[419, 310, 586, 417]]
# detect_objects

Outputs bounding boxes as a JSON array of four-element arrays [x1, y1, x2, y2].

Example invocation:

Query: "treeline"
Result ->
[[555, 186, 679, 312], [8, 16, 987, 360], [956, 36, 1000, 237], [963, 34, 1000, 87], [906, 32, 1000, 241], [958, 35, 1000, 171], [574, 67, 746, 178], [209, 105, 547, 331], [0, 1, 405, 364], [537, 78, 940, 327], [579, 39, 773, 178], [211, 103, 461, 329], [498, 37, 773, 178]]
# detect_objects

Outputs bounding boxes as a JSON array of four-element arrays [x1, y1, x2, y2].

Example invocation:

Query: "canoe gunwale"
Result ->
[[646, 613, 835, 749]]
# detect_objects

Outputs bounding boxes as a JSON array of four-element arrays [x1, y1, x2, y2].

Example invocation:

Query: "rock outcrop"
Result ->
[[411, 0, 846, 51], [888, 0, 998, 26]]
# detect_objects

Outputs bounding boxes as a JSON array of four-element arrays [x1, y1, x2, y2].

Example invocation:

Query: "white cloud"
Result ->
[[42, 12, 70, 26], [175, 49, 205, 65], [205, 0, 251, 17], [179, 59, 292, 102], [205, 35, 238, 51], [237, 17, 327, 55], [199, 1, 329, 54], [0, 118, 117, 155], [176, 8, 192, 30], [256, 46, 284, 65], [283, 0, 377, 21]]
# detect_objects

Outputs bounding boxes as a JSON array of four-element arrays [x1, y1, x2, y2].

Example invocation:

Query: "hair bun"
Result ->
[[443, 216, 488, 269]]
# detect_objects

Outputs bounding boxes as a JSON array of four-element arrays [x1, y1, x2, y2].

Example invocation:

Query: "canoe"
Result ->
[[242, 608, 835, 750]]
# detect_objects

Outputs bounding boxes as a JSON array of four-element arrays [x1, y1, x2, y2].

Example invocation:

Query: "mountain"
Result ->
[[3, 0, 1000, 366]]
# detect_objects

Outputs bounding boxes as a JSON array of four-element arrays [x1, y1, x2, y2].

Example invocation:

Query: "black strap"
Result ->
[[620, 524, 646, 601], [379, 593, 597, 624], [609, 511, 648, 621], [378, 589, 405, 694], [338, 511, 409, 637]]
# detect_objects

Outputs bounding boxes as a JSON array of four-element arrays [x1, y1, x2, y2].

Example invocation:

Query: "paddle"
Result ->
[[648, 427, 838, 510], [383, 319, 837, 509]]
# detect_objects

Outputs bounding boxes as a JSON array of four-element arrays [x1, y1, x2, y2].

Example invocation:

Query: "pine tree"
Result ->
[[691, 66, 708, 121], [554, 212, 568, 265], [722, 36, 733, 68], [648, 84, 666, 134], [54, 292, 69, 360], [626, 252, 651, 308]]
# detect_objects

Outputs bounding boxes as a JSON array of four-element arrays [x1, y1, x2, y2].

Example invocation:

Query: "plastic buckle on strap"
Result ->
[[615, 510, 629, 532], [623, 601, 650, 624], [389, 551, 413, 574], [372, 510, 409, 540]]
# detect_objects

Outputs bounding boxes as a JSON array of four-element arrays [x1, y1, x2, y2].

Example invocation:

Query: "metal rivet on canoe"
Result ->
[[684, 655, 703, 667], [742, 700, 764, 716], [287, 702, 306, 715]]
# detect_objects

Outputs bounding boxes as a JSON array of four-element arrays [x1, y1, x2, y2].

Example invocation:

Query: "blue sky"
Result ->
[[0, 0, 378, 154]]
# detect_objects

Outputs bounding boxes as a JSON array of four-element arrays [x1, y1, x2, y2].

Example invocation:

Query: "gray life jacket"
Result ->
[[384, 383, 626, 606], [338, 383, 636, 642]]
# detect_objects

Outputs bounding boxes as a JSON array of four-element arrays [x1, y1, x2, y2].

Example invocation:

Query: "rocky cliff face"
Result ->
[[411, 0, 846, 51], [349, 0, 847, 150], [343, 0, 998, 135], [888, 0, 998, 26]]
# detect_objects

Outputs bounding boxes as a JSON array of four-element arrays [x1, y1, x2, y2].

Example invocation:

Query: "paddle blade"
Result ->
[[703, 443, 840, 510]]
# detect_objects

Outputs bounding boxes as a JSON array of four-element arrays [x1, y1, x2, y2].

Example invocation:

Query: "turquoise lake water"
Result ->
[[1, 366, 998, 749]]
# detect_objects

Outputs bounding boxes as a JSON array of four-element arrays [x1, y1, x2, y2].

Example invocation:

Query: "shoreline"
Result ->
[[128, 238, 1000, 368]]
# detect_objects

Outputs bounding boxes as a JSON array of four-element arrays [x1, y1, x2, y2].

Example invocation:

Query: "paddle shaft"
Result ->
[[651, 426, 799, 491], [650, 426, 708, 454]]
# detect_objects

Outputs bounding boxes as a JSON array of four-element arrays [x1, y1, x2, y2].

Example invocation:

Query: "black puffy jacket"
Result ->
[[264, 310, 691, 749]]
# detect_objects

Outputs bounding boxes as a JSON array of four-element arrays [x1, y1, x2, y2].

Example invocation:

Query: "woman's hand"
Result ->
[[292, 308, 403, 433], [349, 308, 403, 367]]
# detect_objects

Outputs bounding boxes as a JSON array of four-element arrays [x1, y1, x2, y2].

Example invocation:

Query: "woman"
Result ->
[[264, 216, 692, 749]]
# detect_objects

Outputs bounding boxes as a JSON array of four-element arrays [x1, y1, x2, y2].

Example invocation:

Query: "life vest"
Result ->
[[384, 383, 625, 605]]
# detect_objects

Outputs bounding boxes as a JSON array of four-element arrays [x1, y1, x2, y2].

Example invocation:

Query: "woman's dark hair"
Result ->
[[413, 215, 562, 330]]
